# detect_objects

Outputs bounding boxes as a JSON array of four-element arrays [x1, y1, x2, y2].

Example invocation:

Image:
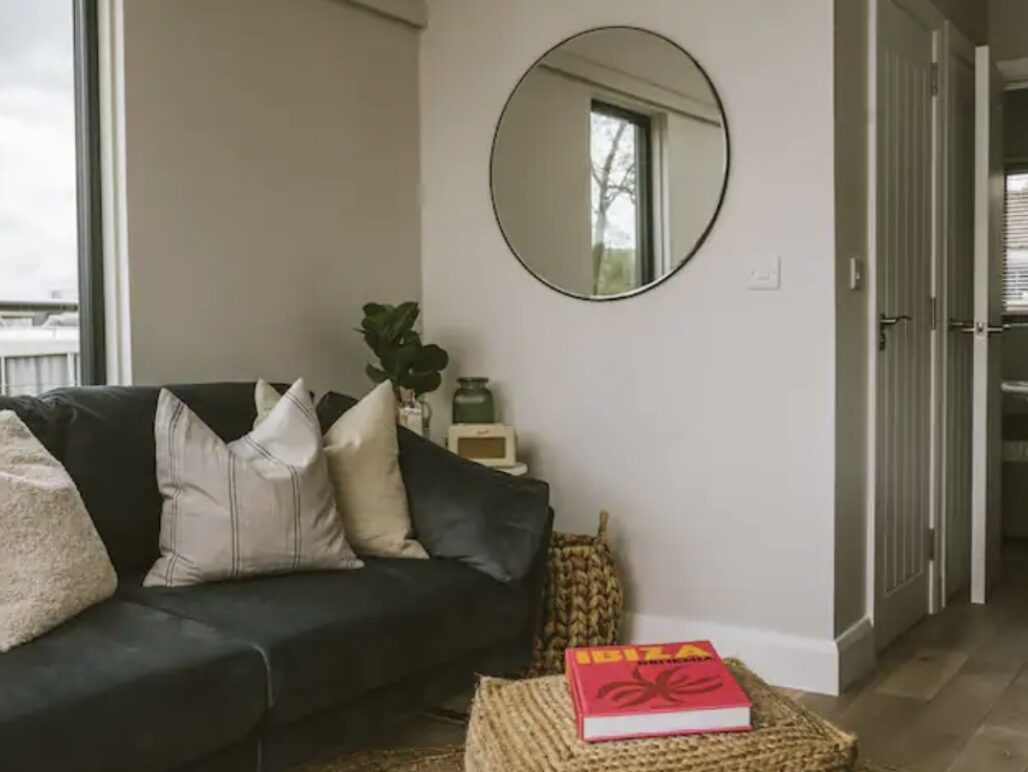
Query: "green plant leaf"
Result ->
[[380, 302, 420, 343], [400, 370, 442, 396], [359, 301, 446, 395], [399, 329, 421, 347], [413, 344, 449, 372], [365, 364, 390, 384], [379, 340, 417, 372]]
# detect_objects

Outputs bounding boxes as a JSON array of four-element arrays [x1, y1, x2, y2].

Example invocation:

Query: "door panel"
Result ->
[[942, 30, 974, 600], [875, 0, 936, 649]]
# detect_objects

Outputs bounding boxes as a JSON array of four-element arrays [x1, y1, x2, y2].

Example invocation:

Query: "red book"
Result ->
[[564, 640, 752, 742]]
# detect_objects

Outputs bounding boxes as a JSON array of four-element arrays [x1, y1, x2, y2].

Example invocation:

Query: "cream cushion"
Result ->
[[255, 380, 427, 559], [145, 379, 363, 587], [0, 411, 117, 652]]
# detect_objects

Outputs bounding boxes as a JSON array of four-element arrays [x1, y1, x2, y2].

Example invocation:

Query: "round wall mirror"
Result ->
[[491, 27, 729, 300]]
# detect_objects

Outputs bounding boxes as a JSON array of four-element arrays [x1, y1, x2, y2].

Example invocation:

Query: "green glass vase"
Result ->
[[452, 377, 495, 424]]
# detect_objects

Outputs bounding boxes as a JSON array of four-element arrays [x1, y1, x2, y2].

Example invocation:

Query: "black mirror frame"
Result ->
[[489, 25, 731, 302]]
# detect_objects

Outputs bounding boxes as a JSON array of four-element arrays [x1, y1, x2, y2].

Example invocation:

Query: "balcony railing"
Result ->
[[0, 301, 81, 397]]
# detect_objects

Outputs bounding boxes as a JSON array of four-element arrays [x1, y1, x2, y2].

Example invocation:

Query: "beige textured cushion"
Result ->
[[145, 379, 363, 587], [0, 411, 117, 652], [256, 380, 427, 559]]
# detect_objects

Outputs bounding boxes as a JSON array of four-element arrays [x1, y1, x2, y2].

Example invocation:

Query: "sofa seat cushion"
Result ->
[[0, 600, 268, 772], [122, 558, 530, 727]]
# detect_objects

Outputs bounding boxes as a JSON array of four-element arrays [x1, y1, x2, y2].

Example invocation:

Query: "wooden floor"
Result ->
[[788, 542, 1028, 771], [386, 543, 1028, 771]]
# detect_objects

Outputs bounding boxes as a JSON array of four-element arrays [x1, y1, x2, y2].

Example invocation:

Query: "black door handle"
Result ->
[[879, 313, 912, 351]]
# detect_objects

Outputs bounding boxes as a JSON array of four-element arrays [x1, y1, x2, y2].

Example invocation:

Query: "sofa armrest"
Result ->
[[397, 429, 551, 583]]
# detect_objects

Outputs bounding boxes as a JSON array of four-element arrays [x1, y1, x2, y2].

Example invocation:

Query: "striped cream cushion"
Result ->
[[255, 380, 427, 560], [145, 379, 363, 587]]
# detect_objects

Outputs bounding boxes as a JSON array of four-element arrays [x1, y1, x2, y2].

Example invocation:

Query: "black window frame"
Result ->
[[590, 99, 655, 288], [72, 0, 105, 384]]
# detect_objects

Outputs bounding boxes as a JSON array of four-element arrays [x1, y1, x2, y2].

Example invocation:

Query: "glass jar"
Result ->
[[397, 388, 432, 437], [452, 377, 495, 424]]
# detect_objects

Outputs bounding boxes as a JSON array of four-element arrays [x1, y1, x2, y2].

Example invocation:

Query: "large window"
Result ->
[[0, 0, 103, 396], [1005, 170, 1028, 315], [590, 101, 653, 297]]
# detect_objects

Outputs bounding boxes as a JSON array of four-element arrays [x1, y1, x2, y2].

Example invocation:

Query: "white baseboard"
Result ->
[[835, 616, 876, 691], [625, 613, 876, 696]]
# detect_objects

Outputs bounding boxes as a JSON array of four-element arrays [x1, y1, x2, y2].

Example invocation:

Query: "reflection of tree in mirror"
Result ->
[[595, 248, 637, 296], [591, 110, 639, 295]]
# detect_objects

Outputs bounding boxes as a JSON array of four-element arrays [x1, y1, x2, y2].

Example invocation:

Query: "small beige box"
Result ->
[[448, 423, 516, 467]]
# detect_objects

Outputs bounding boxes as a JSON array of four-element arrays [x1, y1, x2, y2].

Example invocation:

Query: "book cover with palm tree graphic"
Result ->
[[564, 641, 752, 742]]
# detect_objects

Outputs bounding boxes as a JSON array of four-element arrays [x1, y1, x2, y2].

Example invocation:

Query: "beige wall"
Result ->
[[1007, 87, 1028, 166], [666, 112, 727, 266], [422, 0, 846, 692], [931, 0, 989, 43], [121, 0, 421, 394], [491, 68, 593, 293], [833, 0, 871, 656], [990, 0, 1028, 61]]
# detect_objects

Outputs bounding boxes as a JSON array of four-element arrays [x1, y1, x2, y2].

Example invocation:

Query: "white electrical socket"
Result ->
[[748, 256, 781, 290]]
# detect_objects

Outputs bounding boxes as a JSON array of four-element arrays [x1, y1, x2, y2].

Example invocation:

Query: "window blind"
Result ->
[[1005, 173, 1028, 314]]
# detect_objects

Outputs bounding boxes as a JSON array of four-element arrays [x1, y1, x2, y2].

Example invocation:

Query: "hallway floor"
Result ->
[[790, 542, 1028, 771], [357, 545, 1028, 772]]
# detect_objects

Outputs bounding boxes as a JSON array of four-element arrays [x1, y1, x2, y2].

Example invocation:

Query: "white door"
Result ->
[[874, 0, 938, 649], [940, 24, 975, 602], [971, 46, 1004, 604]]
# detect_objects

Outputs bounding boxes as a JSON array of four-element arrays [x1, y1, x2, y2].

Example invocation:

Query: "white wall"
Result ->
[[989, 0, 1028, 61], [421, 0, 845, 691], [120, 0, 421, 394]]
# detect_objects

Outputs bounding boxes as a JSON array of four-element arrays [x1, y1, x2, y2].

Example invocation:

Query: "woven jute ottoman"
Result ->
[[465, 660, 858, 772]]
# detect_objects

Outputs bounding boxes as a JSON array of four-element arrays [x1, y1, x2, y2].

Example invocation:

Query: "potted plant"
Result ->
[[357, 301, 449, 435]]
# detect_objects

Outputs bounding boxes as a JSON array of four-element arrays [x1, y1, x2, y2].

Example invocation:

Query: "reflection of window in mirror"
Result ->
[[590, 101, 654, 296], [491, 27, 729, 301]]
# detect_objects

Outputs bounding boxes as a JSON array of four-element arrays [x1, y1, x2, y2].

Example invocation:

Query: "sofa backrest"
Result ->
[[0, 383, 262, 573]]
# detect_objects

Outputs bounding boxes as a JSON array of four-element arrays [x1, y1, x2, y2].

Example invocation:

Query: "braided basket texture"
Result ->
[[466, 661, 858, 772], [528, 512, 624, 677], [297, 745, 898, 772]]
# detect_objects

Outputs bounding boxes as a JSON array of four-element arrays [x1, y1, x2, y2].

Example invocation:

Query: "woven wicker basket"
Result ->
[[467, 664, 858, 772], [528, 511, 624, 676]]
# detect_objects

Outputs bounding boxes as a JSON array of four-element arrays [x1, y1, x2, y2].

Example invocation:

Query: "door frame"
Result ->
[[866, 0, 946, 644], [970, 45, 1005, 604], [932, 20, 976, 612]]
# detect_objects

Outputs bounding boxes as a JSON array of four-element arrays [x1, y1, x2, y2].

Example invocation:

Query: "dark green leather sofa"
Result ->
[[0, 383, 551, 772]]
